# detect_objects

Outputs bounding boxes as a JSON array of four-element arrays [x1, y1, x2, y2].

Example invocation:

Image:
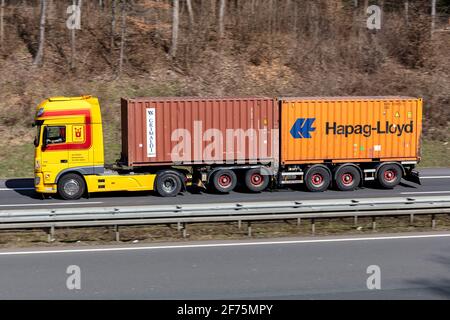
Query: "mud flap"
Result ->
[[404, 170, 421, 185]]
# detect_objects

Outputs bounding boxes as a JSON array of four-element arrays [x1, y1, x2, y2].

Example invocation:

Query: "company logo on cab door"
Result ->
[[290, 118, 316, 139], [42, 109, 92, 151]]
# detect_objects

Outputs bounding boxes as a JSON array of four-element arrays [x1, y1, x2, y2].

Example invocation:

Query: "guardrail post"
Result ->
[[183, 223, 188, 238], [238, 220, 242, 230], [47, 225, 55, 243], [410, 214, 414, 225], [177, 222, 182, 231], [354, 216, 358, 226], [431, 214, 436, 229], [114, 225, 120, 242], [297, 218, 301, 226], [372, 217, 377, 231], [247, 222, 252, 237], [311, 219, 315, 235]]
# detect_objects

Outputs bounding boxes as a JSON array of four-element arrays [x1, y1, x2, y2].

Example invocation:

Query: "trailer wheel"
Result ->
[[57, 173, 85, 200], [211, 169, 237, 193], [335, 166, 361, 191], [244, 168, 269, 192], [377, 164, 402, 189], [304, 166, 331, 192], [155, 171, 182, 197]]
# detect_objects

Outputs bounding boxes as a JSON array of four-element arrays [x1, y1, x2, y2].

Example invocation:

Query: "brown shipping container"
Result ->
[[121, 97, 279, 166], [280, 96, 422, 164]]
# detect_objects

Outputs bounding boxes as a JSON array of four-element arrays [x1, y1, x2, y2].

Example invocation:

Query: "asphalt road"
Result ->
[[0, 168, 449, 210], [0, 232, 449, 299]]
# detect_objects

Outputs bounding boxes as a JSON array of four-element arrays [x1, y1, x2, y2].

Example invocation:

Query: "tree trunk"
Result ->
[[111, 0, 117, 51], [33, 0, 47, 66], [118, 0, 127, 76], [0, 0, 5, 48], [431, 0, 436, 35], [404, 0, 409, 24], [170, 0, 179, 57], [218, 0, 225, 38], [186, 0, 194, 26], [70, 0, 80, 70]]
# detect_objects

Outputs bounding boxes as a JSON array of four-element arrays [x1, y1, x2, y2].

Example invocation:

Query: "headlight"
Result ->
[[34, 176, 41, 186]]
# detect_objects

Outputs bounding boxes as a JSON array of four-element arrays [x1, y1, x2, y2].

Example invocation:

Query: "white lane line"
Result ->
[[0, 202, 103, 208], [0, 233, 449, 256], [421, 176, 450, 179], [0, 188, 34, 191], [400, 191, 450, 195]]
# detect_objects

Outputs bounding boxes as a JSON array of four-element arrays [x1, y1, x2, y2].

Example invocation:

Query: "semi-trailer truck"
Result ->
[[33, 95, 422, 200]]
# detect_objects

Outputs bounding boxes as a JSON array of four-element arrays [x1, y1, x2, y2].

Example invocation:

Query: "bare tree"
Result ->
[[431, 0, 436, 35], [170, 0, 179, 57], [111, 0, 117, 51], [219, 0, 225, 38], [118, 0, 127, 76], [0, 0, 5, 48], [186, 0, 194, 26], [404, 0, 409, 24], [33, 0, 47, 66], [70, 0, 82, 70]]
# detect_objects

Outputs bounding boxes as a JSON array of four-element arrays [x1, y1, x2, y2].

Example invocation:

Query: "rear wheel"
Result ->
[[155, 171, 183, 197], [335, 166, 361, 191], [304, 166, 331, 192], [57, 173, 85, 200], [244, 168, 269, 192], [377, 164, 402, 189], [210, 169, 237, 193]]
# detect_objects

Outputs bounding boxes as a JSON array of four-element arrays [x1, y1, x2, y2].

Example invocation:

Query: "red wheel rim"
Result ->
[[250, 173, 264, 187], [384, 170, 396, 182], [311, 174, 324, 186], [341, 173, 354, 186], [218, 174, 232, 188]]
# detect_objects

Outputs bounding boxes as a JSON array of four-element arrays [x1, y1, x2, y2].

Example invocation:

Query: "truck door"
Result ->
[[41, 125, 69, 184]]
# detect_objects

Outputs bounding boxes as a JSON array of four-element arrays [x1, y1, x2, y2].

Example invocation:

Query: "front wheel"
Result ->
[[57, 173, 86, 200]]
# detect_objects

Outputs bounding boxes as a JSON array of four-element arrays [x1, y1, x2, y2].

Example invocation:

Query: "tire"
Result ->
[[155, 171, 183, 197], [377, 164, 402, 189], [244, 168, 269, 192], [304, 166, 331, 192], [57, 173, 86, 200], [210, 169, 237, 193], [335, 166, 361, 191]]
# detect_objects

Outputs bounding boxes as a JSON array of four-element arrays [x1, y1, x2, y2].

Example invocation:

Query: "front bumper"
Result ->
[[34, 173, 57, 194]]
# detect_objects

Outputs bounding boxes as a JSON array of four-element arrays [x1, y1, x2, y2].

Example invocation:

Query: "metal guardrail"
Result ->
[[1, 196, 450, 241]]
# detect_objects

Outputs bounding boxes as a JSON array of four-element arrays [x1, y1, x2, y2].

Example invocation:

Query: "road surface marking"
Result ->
[[0, 233, 449, 256], [0, 202, 103, 208], [420, 176, 450, 179], [0, 188, 34, 191], [400, 191, 450, 195]]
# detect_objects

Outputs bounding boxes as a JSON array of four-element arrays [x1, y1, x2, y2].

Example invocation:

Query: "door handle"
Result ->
[[60, 160, 68, 163]]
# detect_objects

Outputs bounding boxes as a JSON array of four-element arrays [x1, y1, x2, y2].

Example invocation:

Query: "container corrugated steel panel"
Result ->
[[121, 97, 279, 166], [280, 97, 422, 164]]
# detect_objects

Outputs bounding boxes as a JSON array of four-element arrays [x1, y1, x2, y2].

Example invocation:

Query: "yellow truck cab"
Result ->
[[34, 96, 157, 199]]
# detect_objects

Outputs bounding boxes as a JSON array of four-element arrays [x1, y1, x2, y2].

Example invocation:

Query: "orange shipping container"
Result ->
[[280, 97, 422, 164]]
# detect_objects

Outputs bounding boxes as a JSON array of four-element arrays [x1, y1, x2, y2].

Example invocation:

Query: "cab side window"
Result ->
[[46, 126, 66, 145]]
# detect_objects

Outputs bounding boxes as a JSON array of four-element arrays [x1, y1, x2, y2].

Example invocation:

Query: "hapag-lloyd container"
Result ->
[[280, 96, 423, 164], [121, 97, 279, 166]]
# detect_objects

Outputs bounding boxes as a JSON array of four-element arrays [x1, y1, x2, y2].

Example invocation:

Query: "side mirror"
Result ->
[[41, 127, 48, 150]]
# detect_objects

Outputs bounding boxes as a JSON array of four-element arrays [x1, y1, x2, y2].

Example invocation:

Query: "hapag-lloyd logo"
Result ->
[[326, 121, 414, 137]]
